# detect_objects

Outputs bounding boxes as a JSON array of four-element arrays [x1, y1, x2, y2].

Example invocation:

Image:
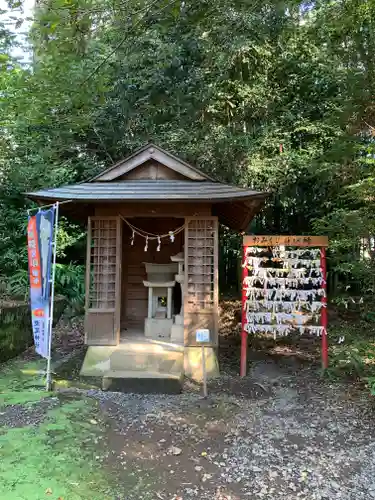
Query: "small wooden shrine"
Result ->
[[27, 144, 267, 385]]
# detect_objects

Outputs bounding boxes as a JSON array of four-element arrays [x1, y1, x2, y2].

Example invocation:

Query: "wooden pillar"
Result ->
[[321, 247, 328, 369], [240, 245, 248, 377]]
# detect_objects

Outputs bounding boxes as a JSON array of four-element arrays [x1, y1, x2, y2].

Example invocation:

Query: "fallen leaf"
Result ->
[[168, 446, 182, 456], [300, 471, 308, 481], [202, 473, 212, 482]]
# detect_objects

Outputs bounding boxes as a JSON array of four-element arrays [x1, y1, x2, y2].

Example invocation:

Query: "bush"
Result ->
[[0, 297, 66, 362], [326, 320, 375, 381], [1, 263, 85, 316], [0, 324, 34, 363]]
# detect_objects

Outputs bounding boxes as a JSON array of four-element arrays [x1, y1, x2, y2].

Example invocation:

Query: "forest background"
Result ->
[[1, 0, 375, 377]]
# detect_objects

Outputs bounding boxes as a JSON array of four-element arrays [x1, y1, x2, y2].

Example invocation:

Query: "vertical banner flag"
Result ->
[[27, 207, 55, 358]]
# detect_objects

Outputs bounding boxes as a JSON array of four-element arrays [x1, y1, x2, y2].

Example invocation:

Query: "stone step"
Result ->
[[103, 370, 183, 379], [119, 338, 184, 353], [102, 370, 183, 394], [80, 343, 184, 386], [110, 351, 183, 374]]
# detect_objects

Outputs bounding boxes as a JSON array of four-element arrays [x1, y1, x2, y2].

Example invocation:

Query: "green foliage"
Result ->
[[4, 263, 85, 314], [219, 225, 242, 294], [365, 376, 375, 396], [56, 217, 86, 259], [6, 269, 29, 300], [55, 263, 85, 314], [0, 0, 375, 305], [0, 324, 33, 363], [326, 321, 375, 381], [0, 298, 66, 362]]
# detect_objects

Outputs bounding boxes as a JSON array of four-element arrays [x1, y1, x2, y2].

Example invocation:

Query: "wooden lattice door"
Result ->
[[85, 216, 122, 345], [184, 217, 219, 346]]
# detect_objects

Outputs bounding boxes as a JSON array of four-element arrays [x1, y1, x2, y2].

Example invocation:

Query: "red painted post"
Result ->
[[320, 247, 328, 369], [240, 245, 248, 377]]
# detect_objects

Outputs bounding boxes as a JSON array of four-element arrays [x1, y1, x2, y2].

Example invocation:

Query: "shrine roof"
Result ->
[[27, 179, 265, 203], [26, 143, 268, 231]]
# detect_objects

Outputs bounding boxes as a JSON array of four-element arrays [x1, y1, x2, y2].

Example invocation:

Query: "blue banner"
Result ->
[[27, 207, 55, 358]]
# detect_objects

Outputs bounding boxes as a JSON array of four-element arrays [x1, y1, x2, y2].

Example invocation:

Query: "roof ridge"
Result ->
[[86, 143, 216, 183]]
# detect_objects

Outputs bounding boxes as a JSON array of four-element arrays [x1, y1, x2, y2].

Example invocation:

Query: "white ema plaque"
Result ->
[[196, 329, 210, 343]]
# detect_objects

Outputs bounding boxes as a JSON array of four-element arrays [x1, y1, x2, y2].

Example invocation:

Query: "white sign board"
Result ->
[[196, 329, 210, 343]]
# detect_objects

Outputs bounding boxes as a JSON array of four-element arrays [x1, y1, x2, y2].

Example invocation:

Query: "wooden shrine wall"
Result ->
[[184, 217, 219, 346], [118, 160, 187, 181], [94, 202, 212, 219], [121, 218, 184, 333], [87, 204, 219, 344], [85, 216, 122, 345]]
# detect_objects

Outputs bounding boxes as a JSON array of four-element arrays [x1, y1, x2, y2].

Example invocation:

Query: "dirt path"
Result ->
[[1, 356, 375, 499], [84, 359, 375, 500]]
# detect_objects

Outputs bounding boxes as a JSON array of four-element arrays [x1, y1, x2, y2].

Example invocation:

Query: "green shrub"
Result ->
[[2, 263, 85, 315], [326, 321, 375, 381], [365, 377, 375, 396], [0, 325, 33, 363], [0, 297, 66, 362]]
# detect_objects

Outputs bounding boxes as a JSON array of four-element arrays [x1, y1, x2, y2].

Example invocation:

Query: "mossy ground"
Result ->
[[0, 358, 119, 500]]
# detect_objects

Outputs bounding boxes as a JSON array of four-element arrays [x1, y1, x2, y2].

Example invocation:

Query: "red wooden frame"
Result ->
[[241, 236, 328, 377]]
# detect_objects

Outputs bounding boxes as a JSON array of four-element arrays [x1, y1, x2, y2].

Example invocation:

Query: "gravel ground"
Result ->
[[2, 356, 374, 499], [82, 359, 375, 500], [0, 397, 60, 428]]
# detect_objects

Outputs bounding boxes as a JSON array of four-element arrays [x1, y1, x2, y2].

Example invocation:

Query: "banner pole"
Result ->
[[27, 199, 72, 213], [46, 202, 59, 391], [202, 345, 208, 398]]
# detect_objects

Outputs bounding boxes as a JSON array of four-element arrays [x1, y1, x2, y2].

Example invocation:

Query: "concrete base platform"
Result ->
[[79, 337, 219, 391], [80, 338, 184, 393], [184, 346, 220, 381], [144, 318, 173, 340], [170, 324, 184, 343]]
